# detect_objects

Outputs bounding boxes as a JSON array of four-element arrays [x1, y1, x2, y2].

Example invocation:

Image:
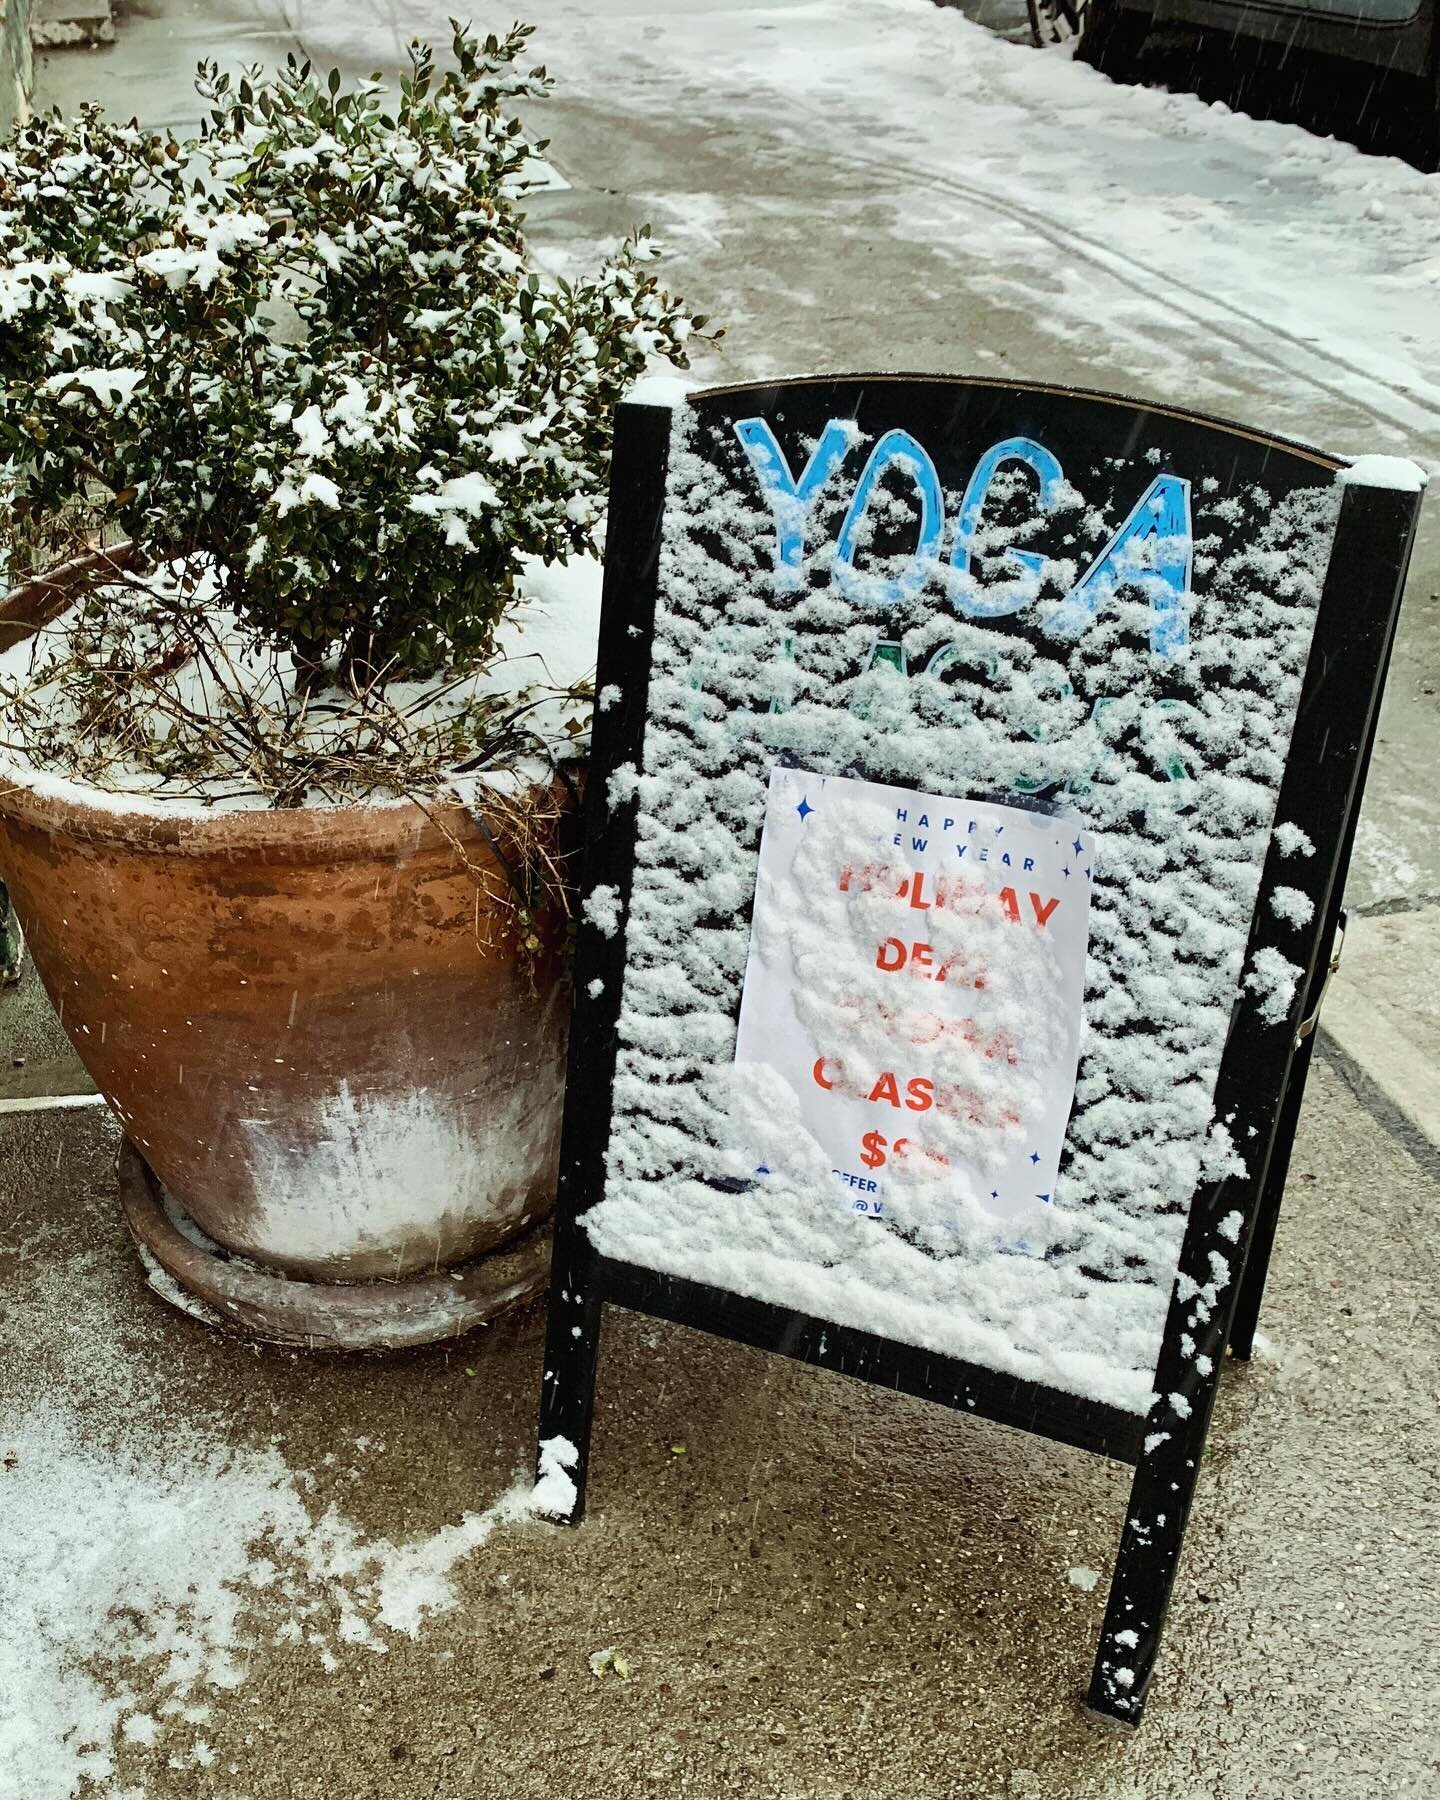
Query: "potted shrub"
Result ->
[[0, 24, 711, 1345]]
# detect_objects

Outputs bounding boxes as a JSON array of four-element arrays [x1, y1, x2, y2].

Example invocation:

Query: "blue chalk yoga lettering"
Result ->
[[735, 417, 1192, 655]]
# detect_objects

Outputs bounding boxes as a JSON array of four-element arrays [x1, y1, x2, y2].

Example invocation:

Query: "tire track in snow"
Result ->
[[573, 10, 1437, 447], [274, 0, 1438, 445], [823, 143, 1439, 448]]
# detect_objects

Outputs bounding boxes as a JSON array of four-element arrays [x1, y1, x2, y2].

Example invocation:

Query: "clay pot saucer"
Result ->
[[117, 1137, 551, 1350]]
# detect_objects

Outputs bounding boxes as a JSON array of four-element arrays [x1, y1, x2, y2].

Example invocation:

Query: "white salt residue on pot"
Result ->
[[232, 1071, 562, 1275], [583, 401, 1341, 1414]]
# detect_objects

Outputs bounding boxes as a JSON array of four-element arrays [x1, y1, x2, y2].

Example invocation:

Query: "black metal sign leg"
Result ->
[[1088, 1171, 1257, 1722], [1087, 1414, 1205, 1725], [535, 1218, 604, 1524], [1227, 1027, 1316, 1361]]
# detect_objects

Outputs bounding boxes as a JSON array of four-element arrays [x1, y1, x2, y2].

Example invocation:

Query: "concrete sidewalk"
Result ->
[[6, 4, 1439, 1795], [3, 1041, 1436, 1797]]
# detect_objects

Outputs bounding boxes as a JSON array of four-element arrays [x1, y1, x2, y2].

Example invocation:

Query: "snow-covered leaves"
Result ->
[[0, 23, 714, 699]]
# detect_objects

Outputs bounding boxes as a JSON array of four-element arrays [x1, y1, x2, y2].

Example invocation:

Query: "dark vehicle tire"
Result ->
[[1411, 75, 1440, 172], [1076, 0, 1151, 78]]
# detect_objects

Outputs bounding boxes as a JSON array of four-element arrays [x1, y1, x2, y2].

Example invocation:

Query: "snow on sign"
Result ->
[[537, 376, 1425, 1723], [733, 770, 1092, 1231]]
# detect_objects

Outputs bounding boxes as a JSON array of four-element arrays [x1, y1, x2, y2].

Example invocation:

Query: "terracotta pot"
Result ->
[[0, 553, 569, 1340]]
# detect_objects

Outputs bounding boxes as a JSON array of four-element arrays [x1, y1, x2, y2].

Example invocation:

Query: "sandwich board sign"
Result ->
[[535, 374, 1423, 1722]]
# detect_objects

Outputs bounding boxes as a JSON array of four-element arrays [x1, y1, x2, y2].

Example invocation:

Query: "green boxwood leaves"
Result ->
[[0, 23, 718, 693]]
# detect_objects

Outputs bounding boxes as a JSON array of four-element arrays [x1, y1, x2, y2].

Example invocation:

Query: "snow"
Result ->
[[484, 425, 531, 465], [0, 552, 604, 817], [59, 270, 131, 305], [580, 396, 1341, 1414], [1270, 885, 1316, 927], [278, 470, 342, 511], [467, 0, 1440, 464], [407, 469, 503, 536], [532, 1436, 580, 1520], [298, 471, 341, 508], [42, 367, 144, 408], [1244, 945, 1304, 1027], [1337, 456, 1429, 493], [582, 883, 624, 939], [1066, 1565, 1101, 1592], [289, 404, 335, 459], [624, 372, 701, 411], [1274, 822, 1316, 859], [367, 1487, 540, 1636], [133, 211, 268, 292], [0, 1260, 571, 1797]]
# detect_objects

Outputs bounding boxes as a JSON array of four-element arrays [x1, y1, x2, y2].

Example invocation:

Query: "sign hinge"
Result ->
[[1294, 912, 1346, 1047]]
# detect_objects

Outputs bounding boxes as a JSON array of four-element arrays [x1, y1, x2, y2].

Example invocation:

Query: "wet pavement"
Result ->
[[3, 1013, 1437, 1797]]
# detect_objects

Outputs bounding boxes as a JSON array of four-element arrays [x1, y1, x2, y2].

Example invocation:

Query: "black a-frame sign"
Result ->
[[535, 375, 1423, 1722]]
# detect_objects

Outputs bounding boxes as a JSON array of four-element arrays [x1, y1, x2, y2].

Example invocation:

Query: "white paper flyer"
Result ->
[[734, 767, 1094, 1231]]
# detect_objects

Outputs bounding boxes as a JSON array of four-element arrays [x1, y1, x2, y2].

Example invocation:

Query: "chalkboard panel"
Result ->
[[537, 375, 1423, 1722]]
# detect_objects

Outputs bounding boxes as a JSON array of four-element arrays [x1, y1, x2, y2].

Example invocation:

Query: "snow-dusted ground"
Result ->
[[0, 1233, 560, 1798], [279, 0, 1440, 449], [5, 1052, 1440, 1796]]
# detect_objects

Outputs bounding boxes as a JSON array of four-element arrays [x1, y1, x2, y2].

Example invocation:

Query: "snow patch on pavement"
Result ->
[[0, 1268, 554, 1799], [522, 0, 1440, 452]]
